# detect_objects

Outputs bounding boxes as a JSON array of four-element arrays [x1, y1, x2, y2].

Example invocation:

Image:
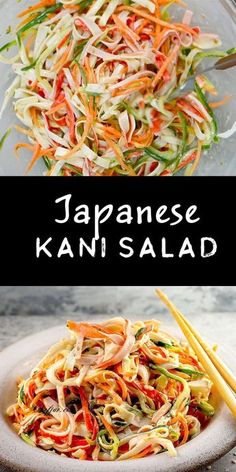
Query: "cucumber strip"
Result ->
[[0, 40, 17, 53], [194, 81, 218, 138]]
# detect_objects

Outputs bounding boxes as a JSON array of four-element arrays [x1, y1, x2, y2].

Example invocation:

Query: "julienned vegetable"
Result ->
[[0, 128, 11, 150], [7, 317, 215, 461], [0, 0, 235, 176]]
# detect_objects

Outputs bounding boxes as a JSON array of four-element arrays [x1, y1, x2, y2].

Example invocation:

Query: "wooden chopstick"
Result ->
[[171, 304, 236, 394], [156, 289, 236, 418]]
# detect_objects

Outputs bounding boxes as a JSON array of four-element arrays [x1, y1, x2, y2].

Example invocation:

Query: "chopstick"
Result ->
[[169, 303, 236, 393], [155, 289, 236, 418], [156, 290, 236, 393]]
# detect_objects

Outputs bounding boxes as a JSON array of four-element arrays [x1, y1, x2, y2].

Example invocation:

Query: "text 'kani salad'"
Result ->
[[0, 0, 235, 175], [7, 318, 215, 460]]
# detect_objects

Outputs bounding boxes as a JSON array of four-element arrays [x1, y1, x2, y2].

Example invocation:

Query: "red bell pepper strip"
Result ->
[[91, 414, 99, 441], [129, 380, 164, 407], [71, 437, 90, 448], [78, 386, 94, 433], [55, 70, 64, 100]]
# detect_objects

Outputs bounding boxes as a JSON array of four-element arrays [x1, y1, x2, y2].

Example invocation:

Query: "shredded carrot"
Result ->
[[132, 446, 153, 459], [84, 56, 96, 83], [97, 412, 117, 441], [131, 129, 154, 148], [30, 107, 39, 126], [99, 124, 121, 139], [15, 142, 55, 173], [170, 415, 189, 445], [152, 44, 179, 88], [170, 370, 189, 379], [18, 0, 56, 17], [97, 383, 123, 405], [116, 379, 128, 401], [104, 168, 115, 176], [52, 42, 74, 73], [15, 142, 35, 158], [162, 37, 170, 57], [159, 0, 186, 6], [24, 144, 55, 173], [67, 320, 120, 340], [25, 143, 41, 174], [135, 19, 149, 35], [46, 101, 66, 115], [63, 3, 81, 9], [113, 77, 152, 97], [57, 32, 71, 50], [153, 3, 161, 49], [112, 14, 140, 44], [116, 5, 197, 35], [209, 95, 231, 109], [103, 135, 136, 175], [59, 119, 92, 160]]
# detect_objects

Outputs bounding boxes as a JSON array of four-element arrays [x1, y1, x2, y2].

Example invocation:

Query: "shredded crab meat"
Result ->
[[0, 0, 235, 176], [7, 316, 215, 461]]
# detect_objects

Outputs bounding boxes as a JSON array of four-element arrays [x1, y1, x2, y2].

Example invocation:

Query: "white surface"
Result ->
[[1, 286, 236, 350]]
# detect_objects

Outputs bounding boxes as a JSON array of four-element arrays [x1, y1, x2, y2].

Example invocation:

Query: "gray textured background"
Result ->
[[0, 286, 236, 472], [1, 286, 236, 350]]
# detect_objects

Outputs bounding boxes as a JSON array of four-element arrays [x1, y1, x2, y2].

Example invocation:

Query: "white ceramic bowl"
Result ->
[[0, 323, 236, 472], [0, 0, 236, 175]]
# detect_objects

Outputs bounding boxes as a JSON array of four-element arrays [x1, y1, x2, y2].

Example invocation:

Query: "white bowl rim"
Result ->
[[0, 323, 236, 472]]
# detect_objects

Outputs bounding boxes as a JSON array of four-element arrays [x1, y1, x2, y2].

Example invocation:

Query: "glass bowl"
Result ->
[[0, 0, 236, 175]]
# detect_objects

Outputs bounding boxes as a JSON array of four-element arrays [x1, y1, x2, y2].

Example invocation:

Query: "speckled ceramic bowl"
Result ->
[[0, 323, 236, 472]]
